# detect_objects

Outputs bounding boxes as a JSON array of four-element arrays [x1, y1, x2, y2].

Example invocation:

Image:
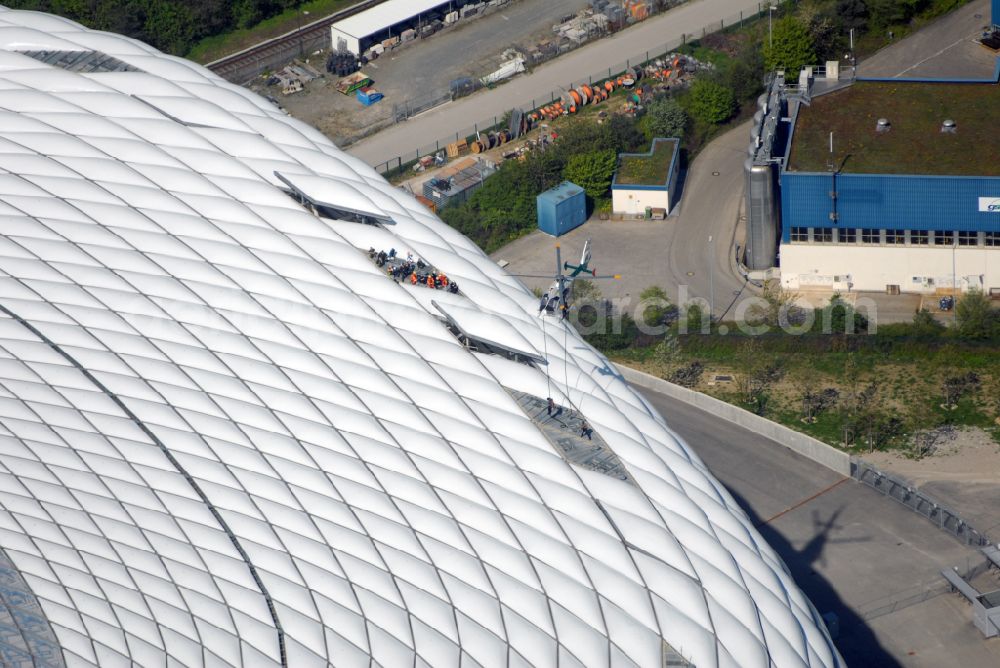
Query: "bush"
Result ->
[[584, 313, 640, 351], [641, 97, 688, 140], [956, 289, 997, 340], [911, 308, 946, 337], [686, 79, 737, 126], [563, 149, 618, 199]]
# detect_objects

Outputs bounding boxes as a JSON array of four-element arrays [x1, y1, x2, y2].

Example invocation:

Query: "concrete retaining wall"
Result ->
[[618, 365, 852, 476]]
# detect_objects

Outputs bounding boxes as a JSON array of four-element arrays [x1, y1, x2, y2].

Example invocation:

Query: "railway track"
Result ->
[[206, 0, 386, 82]]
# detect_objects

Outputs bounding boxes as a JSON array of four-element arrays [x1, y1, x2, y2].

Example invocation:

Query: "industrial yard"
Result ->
[[267, 0, 591, 145]]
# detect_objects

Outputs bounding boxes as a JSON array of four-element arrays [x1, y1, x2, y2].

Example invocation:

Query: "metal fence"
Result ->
[[373, 1, 775, 174], [857, 557, 992, 621], [851, 459, 993, 547]]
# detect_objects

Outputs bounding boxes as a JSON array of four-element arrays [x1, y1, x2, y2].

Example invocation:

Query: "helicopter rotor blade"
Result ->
[[509, 273, 561, 279]]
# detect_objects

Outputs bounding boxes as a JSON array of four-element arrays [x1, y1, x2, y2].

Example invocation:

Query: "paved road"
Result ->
[[667, 121, 751, 320], [637, 385, 1000, 667], [347, 0, 765, 166], [858, 0, 996, 79]]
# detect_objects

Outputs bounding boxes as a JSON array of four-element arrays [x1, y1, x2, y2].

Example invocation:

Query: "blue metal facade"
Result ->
[[994, 0, 1000, 27], [780, 172, 1000, 242], [537, 181, 586, 236]]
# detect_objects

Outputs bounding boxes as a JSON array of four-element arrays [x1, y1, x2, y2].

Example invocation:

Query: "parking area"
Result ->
[[270, 0, 589, 145]]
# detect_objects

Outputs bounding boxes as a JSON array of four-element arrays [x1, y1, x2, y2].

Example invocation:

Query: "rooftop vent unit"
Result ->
[[941, 119, 957, 133], [876, 118, 891, 133]]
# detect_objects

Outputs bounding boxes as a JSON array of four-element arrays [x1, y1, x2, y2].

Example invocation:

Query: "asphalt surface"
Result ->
[[858, 0, 997, 79], [638, 385, 1000, 667], [347, 0, 765, 166], [494, 121, 752, 321]]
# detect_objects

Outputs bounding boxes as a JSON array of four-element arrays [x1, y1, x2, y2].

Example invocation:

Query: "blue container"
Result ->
[[537, 181, 586, 236], [356, 88, 383, 106]]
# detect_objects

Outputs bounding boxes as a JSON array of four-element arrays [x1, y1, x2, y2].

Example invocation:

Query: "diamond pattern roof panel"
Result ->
[[0, 8, 843, 668]]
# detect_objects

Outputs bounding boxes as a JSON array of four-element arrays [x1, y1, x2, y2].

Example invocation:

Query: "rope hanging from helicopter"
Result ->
[[507, 238, 621, 408]]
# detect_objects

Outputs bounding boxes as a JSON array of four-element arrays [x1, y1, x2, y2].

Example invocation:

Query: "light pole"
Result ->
[[298, 10, 310, 58], [708, 235, 715, 321], [768, 5, 777, 51], [952, 234, 958, 317]]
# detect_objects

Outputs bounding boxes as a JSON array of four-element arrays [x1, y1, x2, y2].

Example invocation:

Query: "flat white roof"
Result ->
[[331, 0, 449, 39]]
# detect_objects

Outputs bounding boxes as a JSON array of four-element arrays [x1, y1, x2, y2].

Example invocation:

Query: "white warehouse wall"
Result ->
[[330, 27, 360, 55], [612, 188, 670, 216], [780, 243, 1000, 294]]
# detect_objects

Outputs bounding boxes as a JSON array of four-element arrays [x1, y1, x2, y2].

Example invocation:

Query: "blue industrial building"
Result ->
[[537, 181, 587, 236], [780, 174, 1000, 243], [768, 71, 1000, 294]]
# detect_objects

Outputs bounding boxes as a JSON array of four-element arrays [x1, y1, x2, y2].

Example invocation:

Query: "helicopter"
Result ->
[[512, 239, 620, 318]]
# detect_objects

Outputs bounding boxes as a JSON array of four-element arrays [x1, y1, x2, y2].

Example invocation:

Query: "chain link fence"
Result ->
[[374, 1, 774, 175]]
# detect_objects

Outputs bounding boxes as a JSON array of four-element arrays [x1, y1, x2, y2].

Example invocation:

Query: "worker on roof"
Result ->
[[410, 272, 418, 285], [439, 274, 448, 287]]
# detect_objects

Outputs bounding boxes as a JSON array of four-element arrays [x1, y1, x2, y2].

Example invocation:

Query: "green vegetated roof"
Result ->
[[787, 81, 1000, 176], [615, 138, 677, 186]]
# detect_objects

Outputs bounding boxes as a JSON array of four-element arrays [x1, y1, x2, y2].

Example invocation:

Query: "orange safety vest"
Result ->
[[440, 275, 448, 286], [427, 275, 435, 288], [410, 272, 417, 284]]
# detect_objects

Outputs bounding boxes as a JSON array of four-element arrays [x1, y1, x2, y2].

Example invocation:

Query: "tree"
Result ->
[[941, 372, 980, 410], [638, 285, 677, 331], [836, 0, 869, 31], [799, 385, 839, 423], [818, 293, 868, 334], [734, 338, 779, 415], [956, 289, 996, 339], [866, 0, 922, 30], [642, 97, 688, 140], [721, 44, 765, 103], [143, 0, 196, 55], [746, 280, 800, 330], [686, 78, 736, 126], [605, 114, 647, 153], [763, 15, 816, 75], [801, 4, 840, 61], [563, 148, 618, 200], [232, 0, 263, 30], [653, 330, 682, 370]]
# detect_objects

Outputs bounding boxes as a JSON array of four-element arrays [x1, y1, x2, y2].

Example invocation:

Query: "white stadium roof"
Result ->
[[0, 7, 842, 668]]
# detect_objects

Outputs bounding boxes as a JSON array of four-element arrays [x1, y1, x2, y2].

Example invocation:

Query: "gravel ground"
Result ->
[[866, 427, 1000, 535]]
